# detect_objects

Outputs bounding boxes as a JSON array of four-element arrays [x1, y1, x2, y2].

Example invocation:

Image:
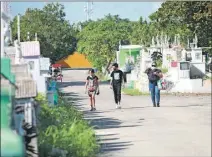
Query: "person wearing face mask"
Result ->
[[110, 63, 125, 109], [145, 63, 162, 107], [85, 69, 100, 111]]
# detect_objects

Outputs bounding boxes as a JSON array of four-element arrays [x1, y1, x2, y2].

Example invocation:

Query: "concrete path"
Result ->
[[59, 70, 211, 157]]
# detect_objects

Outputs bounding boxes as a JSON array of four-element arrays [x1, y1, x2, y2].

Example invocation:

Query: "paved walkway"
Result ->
[[59, 70, 211, 157]]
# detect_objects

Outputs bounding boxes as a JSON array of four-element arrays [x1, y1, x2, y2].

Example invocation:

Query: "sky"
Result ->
[[10, 2, 162, 24]]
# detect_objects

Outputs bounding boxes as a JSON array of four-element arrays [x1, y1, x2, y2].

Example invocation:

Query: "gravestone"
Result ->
[[39, 57, 51, 94]]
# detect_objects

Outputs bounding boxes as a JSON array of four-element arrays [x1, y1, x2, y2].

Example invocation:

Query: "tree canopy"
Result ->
[[11, 3, 77, 63], [11, 1, 212, 68], [77, 14, 132, 71], [149, 1, 212, 47]]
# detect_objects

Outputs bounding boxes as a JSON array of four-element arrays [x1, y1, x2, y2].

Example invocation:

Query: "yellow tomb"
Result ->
[[56, 52, 92, 68]]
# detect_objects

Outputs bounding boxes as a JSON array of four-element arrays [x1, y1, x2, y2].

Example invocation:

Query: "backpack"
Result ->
[[148, 71, 158, 82]]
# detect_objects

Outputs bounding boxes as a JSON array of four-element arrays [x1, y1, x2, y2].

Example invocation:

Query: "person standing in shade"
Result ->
[[110, 63, 125, 109], [85, 69, 100, 111], [145, 64, 162, 107]]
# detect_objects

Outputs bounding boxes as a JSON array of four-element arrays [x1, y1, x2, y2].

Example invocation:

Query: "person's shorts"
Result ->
[[88, 90, 96, 97]]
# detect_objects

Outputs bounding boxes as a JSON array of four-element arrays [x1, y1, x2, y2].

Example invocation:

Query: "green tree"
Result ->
[[149, 1, 212, 47], [77, 14, 132, 72], [130, 19, 156, 47], [11, 3, 77, 63]]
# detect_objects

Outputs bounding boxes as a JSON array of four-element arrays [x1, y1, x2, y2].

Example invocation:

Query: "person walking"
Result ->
[[145, 64, 162, 107], [85, 69, 100, 111], [110, 63, 125, 109]]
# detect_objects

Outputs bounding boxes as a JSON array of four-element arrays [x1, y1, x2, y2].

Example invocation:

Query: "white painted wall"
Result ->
[[40, 70, 49, 76], [140, 49, 151, 72], [23, 57, 40, 81], [38, 70, 51, 94], [191, 48, 203, 63], [162, 48, 172, 68], [23, 56, 49, 94], [178, 62, 190, 79], [171, 79, 193, 93], [36, 76, 47, 94], [171, 79, 211, 93], [190, 62, 205, 78], [166, 67, 179, 82], [133, 46, 209, 94]]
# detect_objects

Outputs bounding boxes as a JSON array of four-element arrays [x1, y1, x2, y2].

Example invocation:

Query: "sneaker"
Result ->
[[116, 104, 118, 109], [93, 108, 96, 111], [90, 108, 94, 111], [157, 103, 160, 107], [118, 102, 121, 109]]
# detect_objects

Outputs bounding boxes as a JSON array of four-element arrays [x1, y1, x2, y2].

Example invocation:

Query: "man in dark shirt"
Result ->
[[110, 63, 125, 109], [145, 64, 162, 107]]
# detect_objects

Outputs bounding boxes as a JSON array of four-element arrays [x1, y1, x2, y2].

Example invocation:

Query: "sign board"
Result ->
[[40, 58, 50, 70], [171, 61, 178, 67]]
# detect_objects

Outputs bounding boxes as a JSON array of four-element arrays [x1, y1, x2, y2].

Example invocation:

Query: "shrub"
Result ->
[[36, 94, 99, 157]]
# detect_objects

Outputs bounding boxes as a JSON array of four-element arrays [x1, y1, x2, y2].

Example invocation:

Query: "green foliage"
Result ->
[[129, 1, 211, 48], [149, 1, 212, 47], [155, 59, 162, 68], [161, 67, 168, 74], [36, 94, 99, 157], [129, 19, 152, 46], [10, 2, 211, 68], [95, 72, 110, 81], [122, 88, 145, 96], [10, 3, 77, 63], [77, 14, 132, 71]]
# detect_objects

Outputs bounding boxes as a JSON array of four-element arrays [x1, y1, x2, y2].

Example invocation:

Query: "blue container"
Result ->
[[48, 80, 57, 91]]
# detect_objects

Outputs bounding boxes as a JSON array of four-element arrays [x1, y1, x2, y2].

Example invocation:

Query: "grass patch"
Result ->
[[36, 93, 99, 157], [122, 88, 149, 96], [122, 88, 174, 96]]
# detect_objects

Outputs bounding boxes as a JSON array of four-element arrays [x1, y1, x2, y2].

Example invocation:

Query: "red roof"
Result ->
[[52, 64, 62, 68]]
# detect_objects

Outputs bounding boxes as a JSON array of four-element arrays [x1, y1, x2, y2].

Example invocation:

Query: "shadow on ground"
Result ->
[[86, 116, 141, 130], [96, 133, 133, 156], [83, 109, 141, 155], [57, 80, 110, 88], [121, 104, 206, 110], [58, 90, 137, 155], [99, 141, 133, 153], [60, 91, 87, 111]]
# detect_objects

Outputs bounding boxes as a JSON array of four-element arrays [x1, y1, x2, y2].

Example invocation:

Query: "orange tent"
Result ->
[[56, 52, 92, 68]]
